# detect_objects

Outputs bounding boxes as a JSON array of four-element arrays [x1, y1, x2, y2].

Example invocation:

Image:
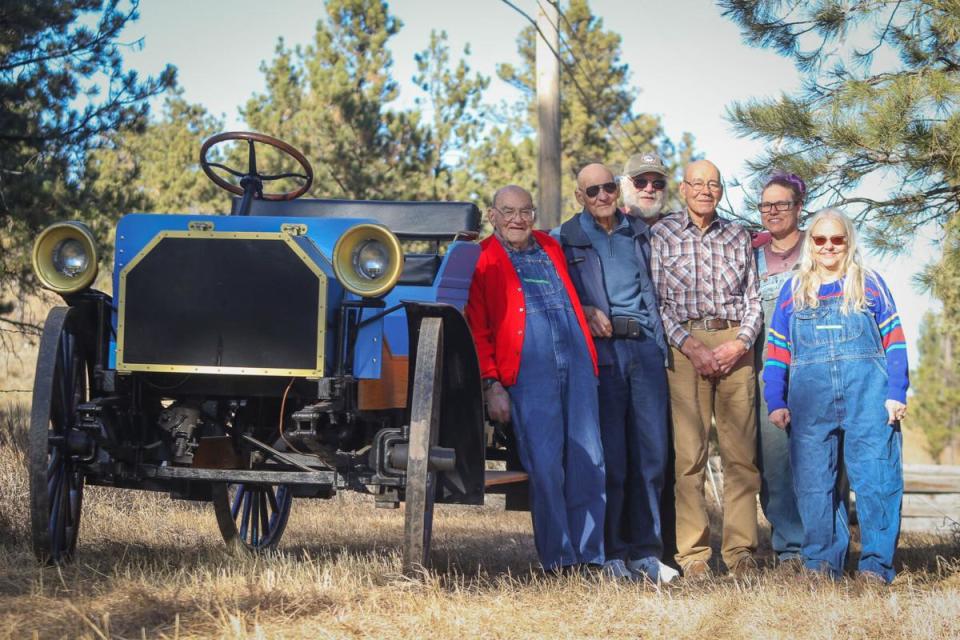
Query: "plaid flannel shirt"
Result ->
[[650, 211, 762, 349]]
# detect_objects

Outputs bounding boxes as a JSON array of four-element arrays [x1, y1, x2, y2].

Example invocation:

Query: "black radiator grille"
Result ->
[[119, 236, 323, 373]]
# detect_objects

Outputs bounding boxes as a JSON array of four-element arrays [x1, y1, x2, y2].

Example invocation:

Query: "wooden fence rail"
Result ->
[[706, 459, 960, 534], [902, 464, 960, 533]]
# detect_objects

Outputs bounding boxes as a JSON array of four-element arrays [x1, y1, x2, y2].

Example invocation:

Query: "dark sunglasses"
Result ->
[[583, 181, 618, 198], [630, 176, 667, 190], [811, 235, 847, 246]]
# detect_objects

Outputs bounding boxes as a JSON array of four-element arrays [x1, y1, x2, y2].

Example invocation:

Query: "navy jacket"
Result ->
[[553, 212, 669, 366]]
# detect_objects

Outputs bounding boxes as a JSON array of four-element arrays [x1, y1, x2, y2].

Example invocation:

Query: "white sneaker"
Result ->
[[628, 556, 680, 584]]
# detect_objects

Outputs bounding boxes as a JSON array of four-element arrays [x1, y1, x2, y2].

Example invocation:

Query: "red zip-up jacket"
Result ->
[[465, 231, 598, 386]]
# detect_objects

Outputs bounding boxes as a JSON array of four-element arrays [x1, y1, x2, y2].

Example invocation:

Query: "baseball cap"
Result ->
[[623, 152, 667, 178]]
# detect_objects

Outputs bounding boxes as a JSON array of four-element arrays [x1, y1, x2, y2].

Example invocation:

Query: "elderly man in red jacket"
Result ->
[[466, 184, 606, 572]]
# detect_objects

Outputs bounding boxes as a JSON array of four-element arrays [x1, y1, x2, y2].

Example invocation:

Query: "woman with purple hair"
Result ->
[[753, 171, 807, 568]]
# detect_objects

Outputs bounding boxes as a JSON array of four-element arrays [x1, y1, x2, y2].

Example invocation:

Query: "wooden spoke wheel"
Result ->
[[29, 306, 89, 564], [402, 316, 443, 573], [212, 482, 292, 552]]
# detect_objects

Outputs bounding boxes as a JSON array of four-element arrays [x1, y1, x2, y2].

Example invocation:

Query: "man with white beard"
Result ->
[[621, 152, 669, 224]]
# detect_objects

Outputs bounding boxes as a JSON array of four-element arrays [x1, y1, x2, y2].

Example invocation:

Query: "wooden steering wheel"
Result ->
[[199, 131, 314, 201]]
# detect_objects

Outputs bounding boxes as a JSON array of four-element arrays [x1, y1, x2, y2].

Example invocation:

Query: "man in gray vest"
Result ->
[[555, 162, 677, 584]]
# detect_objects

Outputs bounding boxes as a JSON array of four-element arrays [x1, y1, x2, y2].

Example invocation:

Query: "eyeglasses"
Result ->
[[630, 176, 667, 191], [583, 181, 619, 198], [811, 235, 847, 246], [758, 200, 796, 213], [683, 179, 722, 192], [492, 206, 537, 222]]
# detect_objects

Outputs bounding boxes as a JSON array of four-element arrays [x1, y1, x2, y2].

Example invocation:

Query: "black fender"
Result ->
[[403, 301, 484, 505], [61, 289, 113, 395]]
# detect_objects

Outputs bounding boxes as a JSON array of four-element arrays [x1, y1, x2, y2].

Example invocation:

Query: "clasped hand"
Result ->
[[681, 336, 747, 380]]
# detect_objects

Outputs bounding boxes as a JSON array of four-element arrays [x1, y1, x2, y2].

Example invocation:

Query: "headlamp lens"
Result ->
[[52, 238, 88, 277], [354, 240, 389, 280]]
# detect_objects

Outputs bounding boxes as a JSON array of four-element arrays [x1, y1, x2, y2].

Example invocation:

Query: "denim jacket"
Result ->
[[553, 213, 669, 366]]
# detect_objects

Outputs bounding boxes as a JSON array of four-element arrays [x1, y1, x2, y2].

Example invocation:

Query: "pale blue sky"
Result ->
[[122, 0, 940, 364]]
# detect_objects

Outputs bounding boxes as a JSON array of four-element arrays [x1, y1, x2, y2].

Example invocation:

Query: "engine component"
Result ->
[[157, 404, 203, 464]]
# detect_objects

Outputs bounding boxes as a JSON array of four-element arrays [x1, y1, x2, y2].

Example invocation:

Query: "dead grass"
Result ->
[[2, 401, 960, 640]]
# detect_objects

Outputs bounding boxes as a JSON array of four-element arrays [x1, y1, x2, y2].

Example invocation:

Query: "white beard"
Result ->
[[622, 182, 664, 219]]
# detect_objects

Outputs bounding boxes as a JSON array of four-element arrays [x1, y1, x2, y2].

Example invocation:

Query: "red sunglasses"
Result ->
[[811, 235, 847, 246]]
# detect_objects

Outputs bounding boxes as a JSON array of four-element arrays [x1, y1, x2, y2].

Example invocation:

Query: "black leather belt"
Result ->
[[611, 316, 647, 339], [684, 318, 741, 331]]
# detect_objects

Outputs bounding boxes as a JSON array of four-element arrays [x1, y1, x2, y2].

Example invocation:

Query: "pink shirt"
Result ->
[[756, 232, 804, 276]]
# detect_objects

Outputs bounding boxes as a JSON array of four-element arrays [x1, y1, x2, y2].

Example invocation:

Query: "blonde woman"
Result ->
[[762, 208, 908, 584]]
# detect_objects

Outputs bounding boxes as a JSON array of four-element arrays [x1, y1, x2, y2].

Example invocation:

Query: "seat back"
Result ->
[[233, 197, 481, 239]]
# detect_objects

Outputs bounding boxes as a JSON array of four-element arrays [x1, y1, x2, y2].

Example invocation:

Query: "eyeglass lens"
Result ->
[[812, 235, 846, 246], [631, 177, 667, 190], [685, 180, 721, 192], [497, 207, 536, 221], [584, 182, 618, 198], [759, 201, 795, 213]]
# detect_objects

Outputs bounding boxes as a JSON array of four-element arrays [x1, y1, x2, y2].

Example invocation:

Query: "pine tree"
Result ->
[[720, 0, 960, 245], [912, 216, 960, 460], [0, 0, 174, 316], [240, 0, 434, 201], [85, 92, 226, 221], [487, 0, 696, 215], [910, 310, 960, 462], [413, 30, 490, 202]]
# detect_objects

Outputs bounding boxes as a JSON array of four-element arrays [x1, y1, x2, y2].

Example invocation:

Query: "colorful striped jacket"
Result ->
[[762, 273, 908, 413]]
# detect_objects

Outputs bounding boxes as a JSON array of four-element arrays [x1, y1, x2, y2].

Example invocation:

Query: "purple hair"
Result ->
[[762, 171, 806, 202]]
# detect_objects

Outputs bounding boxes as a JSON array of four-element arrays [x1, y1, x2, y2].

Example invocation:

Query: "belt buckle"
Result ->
[[698, 318, 721, 332]]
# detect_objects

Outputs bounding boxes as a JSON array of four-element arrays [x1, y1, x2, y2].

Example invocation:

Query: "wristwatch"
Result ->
[[737, 335, 753, 350], [482, 378, 500, 391]]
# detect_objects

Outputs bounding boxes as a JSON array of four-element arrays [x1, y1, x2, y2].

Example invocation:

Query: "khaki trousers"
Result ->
[[667, 326, 760, 569]]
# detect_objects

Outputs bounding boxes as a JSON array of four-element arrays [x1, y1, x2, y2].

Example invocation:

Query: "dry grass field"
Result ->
[[2, 402, 960, 639]]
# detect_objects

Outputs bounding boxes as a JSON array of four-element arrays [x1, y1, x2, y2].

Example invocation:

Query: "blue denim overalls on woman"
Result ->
[[507, 244, 607, 570], [788, 293, 903, 582], [755, 249, 804, 561]]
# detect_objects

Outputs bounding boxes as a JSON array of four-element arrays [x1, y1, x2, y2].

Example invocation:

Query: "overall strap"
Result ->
[[755, 246, 769, 278]]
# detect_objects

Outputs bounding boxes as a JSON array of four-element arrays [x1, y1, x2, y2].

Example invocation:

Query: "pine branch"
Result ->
[[0, 2, 138, 72]]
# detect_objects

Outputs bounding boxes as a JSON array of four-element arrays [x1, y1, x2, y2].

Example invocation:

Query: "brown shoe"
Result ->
[[729, 555, 759, 578], [682, 559, 712, 581]]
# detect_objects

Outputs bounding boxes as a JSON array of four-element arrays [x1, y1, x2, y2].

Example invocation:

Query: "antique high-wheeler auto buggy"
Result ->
[[28, 132, 526, 568]]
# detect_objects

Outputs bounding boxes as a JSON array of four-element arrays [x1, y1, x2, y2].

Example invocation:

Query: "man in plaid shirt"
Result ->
[[650, 159, 763, 580]]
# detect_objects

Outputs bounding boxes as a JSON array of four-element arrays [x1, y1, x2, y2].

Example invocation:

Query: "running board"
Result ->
[[484, 470, 528, 487]]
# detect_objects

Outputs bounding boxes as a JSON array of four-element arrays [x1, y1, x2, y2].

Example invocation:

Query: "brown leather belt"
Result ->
[[684, 318, 740, 331]]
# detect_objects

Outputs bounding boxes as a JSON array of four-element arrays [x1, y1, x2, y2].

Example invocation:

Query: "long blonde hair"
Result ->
[[791, 208, 873, 313]]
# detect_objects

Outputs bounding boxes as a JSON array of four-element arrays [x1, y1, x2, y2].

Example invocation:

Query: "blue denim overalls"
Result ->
[[788, 293, 903, 582], [755, 249, 804, 561], [507, 244, 607, 570]]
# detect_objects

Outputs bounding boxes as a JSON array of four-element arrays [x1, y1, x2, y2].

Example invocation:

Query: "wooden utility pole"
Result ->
[[536, 1, 561, 230]]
